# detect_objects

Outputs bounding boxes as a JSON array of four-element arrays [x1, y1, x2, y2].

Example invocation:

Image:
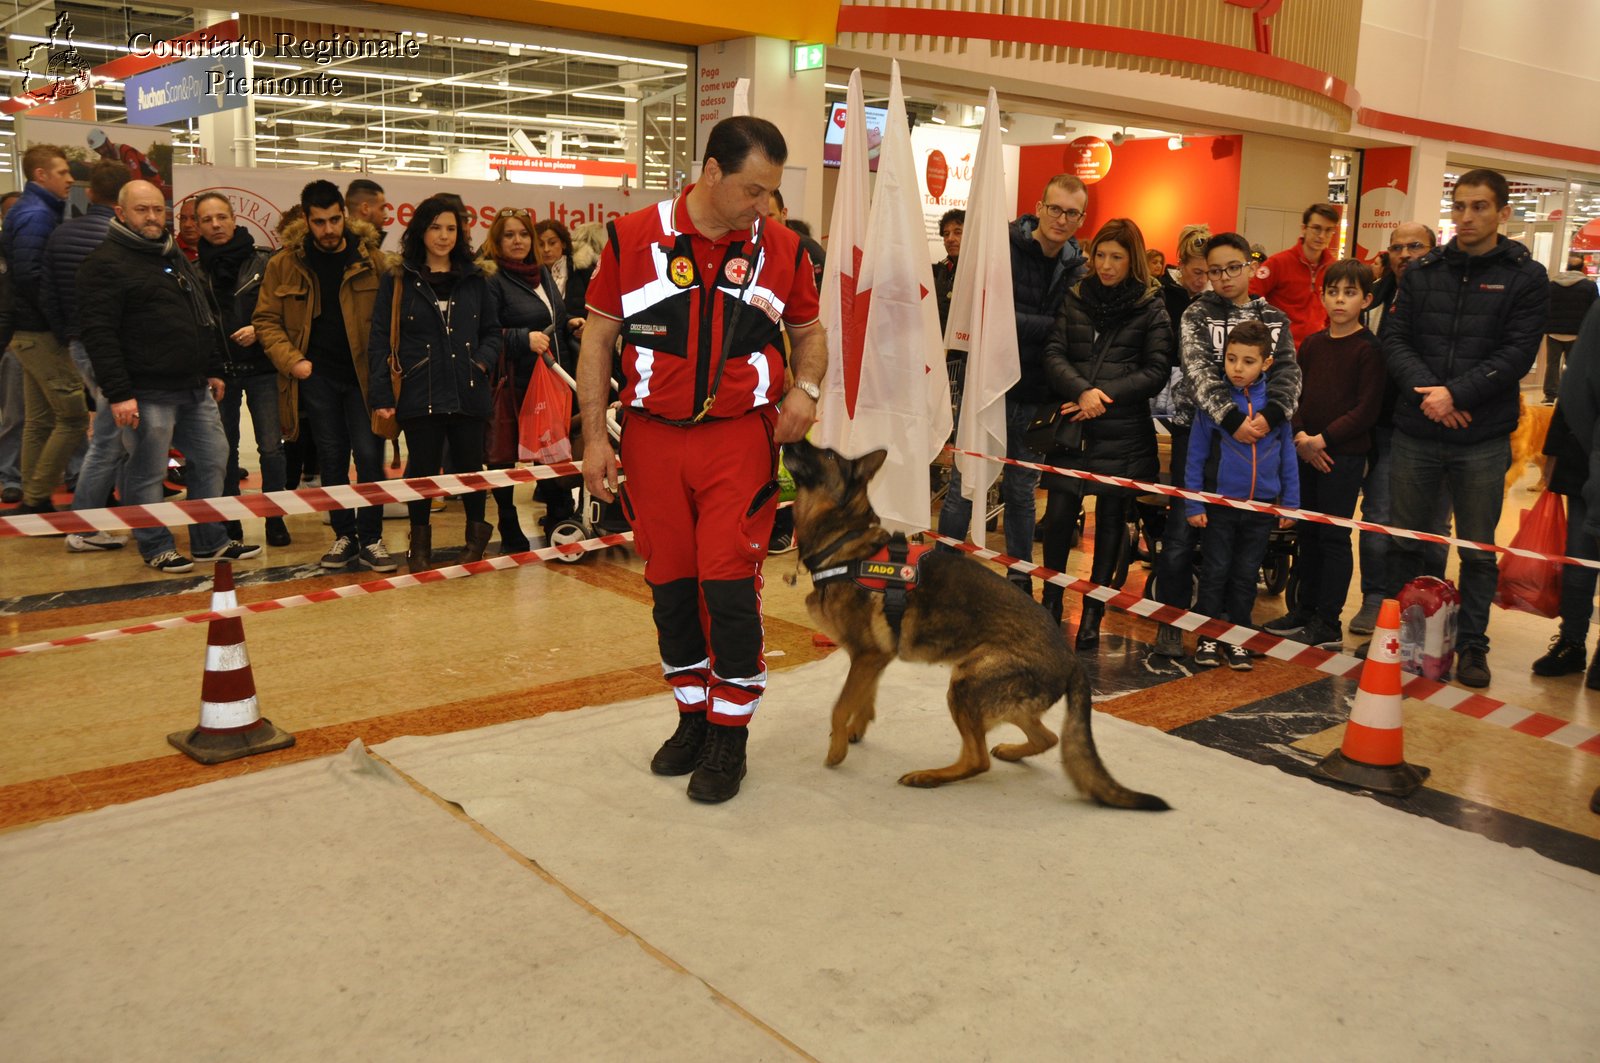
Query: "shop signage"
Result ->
[[488, 153, 637, 180], [1065, 136, 1112, 184], [1353, 146, 1411, 261], [924, 150, 948, 200], [124, 54, 248, 125], [175, 164, 645, 249]]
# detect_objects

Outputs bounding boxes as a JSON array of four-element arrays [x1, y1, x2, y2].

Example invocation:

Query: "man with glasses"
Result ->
[[1251, 202, 1341, 347], [1350, 222, 1441, 635], [77, 180, 261, 572], [1381, 168, 1548, 688], [937, 174, 1088, 595]]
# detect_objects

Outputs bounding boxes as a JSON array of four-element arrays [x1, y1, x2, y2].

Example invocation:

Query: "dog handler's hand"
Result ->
[[775, 387, 816, 444], [584, 435, 620, 503]]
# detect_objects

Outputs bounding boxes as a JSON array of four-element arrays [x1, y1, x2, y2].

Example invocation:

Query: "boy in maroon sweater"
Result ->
[[1264, 260, 1385, 648]]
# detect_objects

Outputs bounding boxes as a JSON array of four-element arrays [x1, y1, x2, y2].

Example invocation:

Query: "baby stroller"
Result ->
[[542, 359, 627, 564]]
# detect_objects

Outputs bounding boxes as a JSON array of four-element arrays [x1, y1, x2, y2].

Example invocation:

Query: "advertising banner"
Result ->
[[16, 114, 172, 203], [1354, 146, 1412, 262], [124, 54, 248, 125], [909, 124, 1018, 261], [174, 165, 653, 249]]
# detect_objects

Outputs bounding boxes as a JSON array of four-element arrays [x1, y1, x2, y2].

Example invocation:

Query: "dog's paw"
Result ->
[[847, 720, 869, 744], [824, 742, 849, 767], [897, 770, 946, 788], [990, 743, 1026, 762]]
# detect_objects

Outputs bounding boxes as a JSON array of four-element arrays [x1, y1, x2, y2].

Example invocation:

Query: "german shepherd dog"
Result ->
[[785, 439, 1168, 810]]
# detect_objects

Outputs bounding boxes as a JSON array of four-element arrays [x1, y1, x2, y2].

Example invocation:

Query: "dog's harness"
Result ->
[[810, 532, 931, 638]]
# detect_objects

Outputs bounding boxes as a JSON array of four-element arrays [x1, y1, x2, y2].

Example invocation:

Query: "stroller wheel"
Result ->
[[548, 519, 591, 563]]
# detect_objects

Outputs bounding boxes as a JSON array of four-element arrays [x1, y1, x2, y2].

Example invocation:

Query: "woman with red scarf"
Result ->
[[482, 209, 572, 552]]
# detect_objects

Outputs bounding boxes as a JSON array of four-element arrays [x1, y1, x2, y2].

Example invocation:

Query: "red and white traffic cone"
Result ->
[[1312, 598, 1429, 797], [167, 561, 295, 765]]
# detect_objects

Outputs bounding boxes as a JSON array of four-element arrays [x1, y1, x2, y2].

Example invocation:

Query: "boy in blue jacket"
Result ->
[[1185, 320, 1299, 670]]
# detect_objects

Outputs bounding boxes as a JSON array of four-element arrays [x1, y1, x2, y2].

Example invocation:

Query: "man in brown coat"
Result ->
[[254, 179, 396, 571]]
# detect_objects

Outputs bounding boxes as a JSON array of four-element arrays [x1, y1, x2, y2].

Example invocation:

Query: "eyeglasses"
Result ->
[[1039, 204, 1084, 222], [1305, 223, 1338, 236], [1388, 241, 1428, 254], [500, 208, 532, 219], [1204, 262, 1250, 279]]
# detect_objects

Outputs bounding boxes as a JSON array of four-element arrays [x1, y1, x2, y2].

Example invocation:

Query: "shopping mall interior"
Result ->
[[2, 1, 1598, 1058]]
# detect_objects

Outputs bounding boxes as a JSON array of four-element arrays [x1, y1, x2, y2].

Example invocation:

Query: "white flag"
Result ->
[[945, 90, 1019, 545], [815, 70, 869, 458], [815, 61, 952, 533]]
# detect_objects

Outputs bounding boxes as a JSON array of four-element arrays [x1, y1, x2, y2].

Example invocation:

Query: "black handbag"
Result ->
[[1027, 331, 1114, 455]]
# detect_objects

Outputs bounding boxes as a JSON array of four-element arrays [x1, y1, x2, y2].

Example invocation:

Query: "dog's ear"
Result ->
[[853, 448, 889, 484]]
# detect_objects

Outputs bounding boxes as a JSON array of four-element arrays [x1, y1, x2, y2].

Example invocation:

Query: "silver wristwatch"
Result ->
[[794, 380, 821, 401]]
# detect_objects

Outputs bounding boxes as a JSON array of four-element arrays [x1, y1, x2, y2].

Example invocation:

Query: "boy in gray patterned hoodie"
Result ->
[[1151, 231, 1300, 658]]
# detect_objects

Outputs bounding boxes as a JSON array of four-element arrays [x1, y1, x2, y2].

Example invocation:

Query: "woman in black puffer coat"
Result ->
[[482, 208, 573, 553], [369, 196, 503, 571], [1040, 218, 1172, 647]]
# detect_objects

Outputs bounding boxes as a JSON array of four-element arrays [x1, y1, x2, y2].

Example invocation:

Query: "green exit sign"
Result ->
[[792, 43, 824, 72]]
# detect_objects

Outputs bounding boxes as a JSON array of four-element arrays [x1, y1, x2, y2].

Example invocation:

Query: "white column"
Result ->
[[695, 37, 825, 227]]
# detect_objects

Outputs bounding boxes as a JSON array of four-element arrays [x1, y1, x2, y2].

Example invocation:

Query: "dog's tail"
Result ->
[[1059, 666, 1170, 811]]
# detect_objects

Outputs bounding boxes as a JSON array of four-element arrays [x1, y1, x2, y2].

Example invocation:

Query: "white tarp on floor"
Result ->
[[377, 653, 1600, 1062], [0, 744, 799, 1062]]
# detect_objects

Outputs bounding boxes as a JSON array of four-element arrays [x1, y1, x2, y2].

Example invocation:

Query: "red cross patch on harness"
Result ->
[[724, 257, 751, 286]]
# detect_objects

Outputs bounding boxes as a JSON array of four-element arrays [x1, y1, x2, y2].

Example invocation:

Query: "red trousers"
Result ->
[[619, 409, 779, 725]]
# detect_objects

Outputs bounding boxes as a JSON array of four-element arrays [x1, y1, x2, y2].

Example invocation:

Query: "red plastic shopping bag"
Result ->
[[518, 358, 573, 463], [1494, 490, 1566, 617]]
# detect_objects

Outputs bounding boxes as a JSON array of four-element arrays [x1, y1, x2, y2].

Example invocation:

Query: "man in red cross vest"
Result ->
[[578, 116, 825, 804]]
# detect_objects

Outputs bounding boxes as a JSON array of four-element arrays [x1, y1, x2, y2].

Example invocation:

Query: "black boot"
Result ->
[[497, 506, 530, 554], [1587, 646, 1600, 692], [265, 517, 291, 547], [650, 711, 708, 776], [462, 520, 493, 563], [1041, 585, 1064, 626], [406, 524, 432, 572], [1075, 600, 1103, 650], [687, 721, 749, 803]]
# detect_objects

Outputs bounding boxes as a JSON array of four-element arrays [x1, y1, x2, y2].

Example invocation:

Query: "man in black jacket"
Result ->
[[41, 158, 132, 552], [78, 180, 261, 573], [1382, 168, 1549, 687], [193, 190, 288, 547], [936, 174, 1087, 592]]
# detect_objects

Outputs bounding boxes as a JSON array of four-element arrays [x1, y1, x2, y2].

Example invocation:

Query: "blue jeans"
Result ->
[[68, 341, 127, 512], [0, 347, 23, 489], [122, 387, 230, 559], [1359, 425, 1449, 599], [298, 372, 385, 544], [1196, 505, 1275, 626], [1386, 431, 1511, 651], [937, 397, 1042, 575], [1558, 491, 1599, 646], [1296, 453, 1365, 625], [219, 370, 286, 497]]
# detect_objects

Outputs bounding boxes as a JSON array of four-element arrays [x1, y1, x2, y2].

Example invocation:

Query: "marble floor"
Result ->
[[2, 456, 1599, 877]]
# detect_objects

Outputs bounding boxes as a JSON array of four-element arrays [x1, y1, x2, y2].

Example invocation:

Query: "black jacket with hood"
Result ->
[[1009, 215, 1086, 404], [366, 259, 504, 422]]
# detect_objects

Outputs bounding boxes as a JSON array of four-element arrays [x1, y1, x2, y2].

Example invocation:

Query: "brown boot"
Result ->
[[461, 520, 493, 563], [406, 524, 433, 572]]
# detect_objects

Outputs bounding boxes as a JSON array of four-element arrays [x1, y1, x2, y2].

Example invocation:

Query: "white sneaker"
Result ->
[[66, 531, 128, 552]]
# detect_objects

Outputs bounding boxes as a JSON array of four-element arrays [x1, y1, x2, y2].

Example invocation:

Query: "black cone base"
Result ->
[[167, 718, 296, 765], [1312, 749, 1430, 798]]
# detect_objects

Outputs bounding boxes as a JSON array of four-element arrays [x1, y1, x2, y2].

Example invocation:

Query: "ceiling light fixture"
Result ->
[[930, 104, 950, 125], [1051, 120, 1074, 141]]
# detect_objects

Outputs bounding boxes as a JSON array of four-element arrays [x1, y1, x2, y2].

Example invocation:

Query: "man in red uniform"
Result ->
[[578, 116, 825, 804], [1250, 201, 1340, 347]]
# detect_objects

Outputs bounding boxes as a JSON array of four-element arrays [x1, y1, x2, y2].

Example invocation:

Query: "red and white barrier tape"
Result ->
[[926, 531, 1600, 759], [944, 444, 1600, 573], [0, 530, 632, 659], [0, 462, 588, 539]]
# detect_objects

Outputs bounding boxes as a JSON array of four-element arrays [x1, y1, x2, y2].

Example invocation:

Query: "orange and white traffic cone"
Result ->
[[167, 561, 295, 765], [1313, 599, 1429, 796]]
